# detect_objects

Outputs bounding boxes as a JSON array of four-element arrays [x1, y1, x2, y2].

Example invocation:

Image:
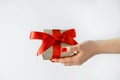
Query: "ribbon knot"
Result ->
[[54, 36, 61, 41], [30, 29, 77, 58]]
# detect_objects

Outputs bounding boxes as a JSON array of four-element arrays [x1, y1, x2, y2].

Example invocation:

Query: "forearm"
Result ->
[[94, 38, 120, 54]]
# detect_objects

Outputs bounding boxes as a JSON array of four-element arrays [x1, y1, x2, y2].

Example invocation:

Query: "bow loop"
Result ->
[[60, 29, 77, 45], [30, 31, 52, 40]]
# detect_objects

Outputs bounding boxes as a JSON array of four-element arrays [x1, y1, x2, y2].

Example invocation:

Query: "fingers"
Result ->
[[51, 51, 88, 66], [51, 57, 80, 66], [51, 44, 82, 66], [63, 63, 76, 66], [52, 57, 74, 63], [51, 58, 75, 66], [51, 54, 80, 66]]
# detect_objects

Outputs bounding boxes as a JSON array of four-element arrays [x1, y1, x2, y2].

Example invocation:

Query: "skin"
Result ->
[[51, 38, 120, 66]]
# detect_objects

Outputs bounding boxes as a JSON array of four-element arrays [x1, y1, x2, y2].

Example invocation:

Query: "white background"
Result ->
[[0, 0, 120, 80]]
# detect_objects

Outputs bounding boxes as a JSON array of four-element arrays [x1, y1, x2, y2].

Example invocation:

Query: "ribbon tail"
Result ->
[[37, 37, 55, 56], [36, 43, 45, 56]]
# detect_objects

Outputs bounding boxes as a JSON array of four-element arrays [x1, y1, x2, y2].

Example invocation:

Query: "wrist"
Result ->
[[93, 40, 104, 54], [82, 40, 101, 55]]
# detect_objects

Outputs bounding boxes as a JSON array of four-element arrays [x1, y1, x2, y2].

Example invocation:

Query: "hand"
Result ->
[[51, 41, 98, 66]]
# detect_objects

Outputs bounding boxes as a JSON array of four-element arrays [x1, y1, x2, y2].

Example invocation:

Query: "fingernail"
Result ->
[[61, 48, 67, 52], [50, 59, 55, 62]]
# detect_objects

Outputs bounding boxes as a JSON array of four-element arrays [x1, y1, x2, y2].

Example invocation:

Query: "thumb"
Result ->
[[61, 44, 80, 53]]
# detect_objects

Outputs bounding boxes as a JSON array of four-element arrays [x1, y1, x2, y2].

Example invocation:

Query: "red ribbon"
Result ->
[[30, 29, 77, 59]]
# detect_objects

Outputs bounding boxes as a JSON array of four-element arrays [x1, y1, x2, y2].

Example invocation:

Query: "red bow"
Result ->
[[30, 29, 77, 59]]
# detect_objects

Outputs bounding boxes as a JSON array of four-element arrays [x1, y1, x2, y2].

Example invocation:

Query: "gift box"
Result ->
[[30, 29, 77, 60]]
